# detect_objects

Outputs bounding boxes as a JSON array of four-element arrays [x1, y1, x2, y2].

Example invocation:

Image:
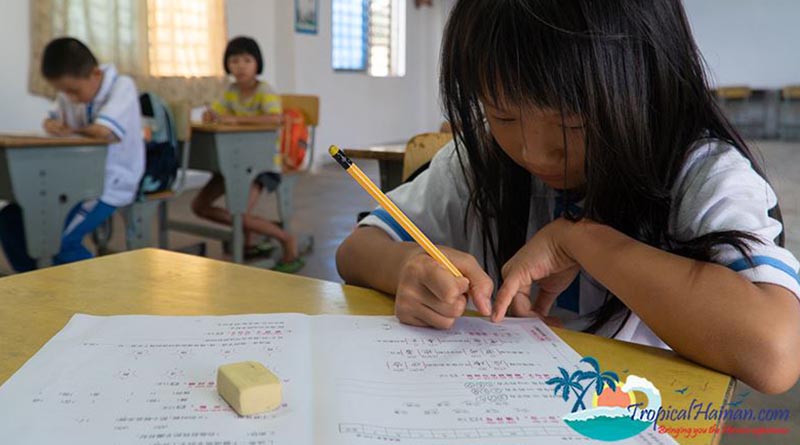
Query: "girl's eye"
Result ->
[[491, 115, 517, 123]]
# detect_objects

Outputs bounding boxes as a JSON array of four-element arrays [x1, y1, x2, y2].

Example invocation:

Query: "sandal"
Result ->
[[271, 258, 305, 274]]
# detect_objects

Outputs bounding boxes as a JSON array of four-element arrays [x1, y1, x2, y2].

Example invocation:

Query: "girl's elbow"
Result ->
[[740, 331, 800, 394], [335, 235, 357, 283]]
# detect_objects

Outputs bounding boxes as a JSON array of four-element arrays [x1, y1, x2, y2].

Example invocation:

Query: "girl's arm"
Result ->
[[77, 124, 119, 142], [495, 218, 800, 394], [337, 226, 424, 294], [337, 226, 494, 327]]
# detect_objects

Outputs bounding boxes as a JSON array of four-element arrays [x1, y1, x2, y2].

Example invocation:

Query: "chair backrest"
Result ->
[[402, 132, 454, 181], [166, 100, 192, 193], [281, 95, 320, 126], [168, 101, 192, 143], [281, 94, 320, 171], [783, 85, 800, 100], [716, 86, 752, 100]]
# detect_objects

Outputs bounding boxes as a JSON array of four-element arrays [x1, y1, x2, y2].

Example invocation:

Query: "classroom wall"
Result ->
[[257, 0, 449, 166], [683, 0, 800, 88]]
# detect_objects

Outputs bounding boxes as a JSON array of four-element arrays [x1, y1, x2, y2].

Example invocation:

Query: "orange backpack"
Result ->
[[280, 108, 309, 171]]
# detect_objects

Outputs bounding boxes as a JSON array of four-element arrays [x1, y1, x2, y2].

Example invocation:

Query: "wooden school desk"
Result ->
[[0, 134, 107, 268], [0, 249, 734, 445], [344, 143, 405, 191], [180, 123, 281, 263]]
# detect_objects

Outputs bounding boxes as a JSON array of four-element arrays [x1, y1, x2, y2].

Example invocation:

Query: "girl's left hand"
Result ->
[[492, 218, 579, 323]]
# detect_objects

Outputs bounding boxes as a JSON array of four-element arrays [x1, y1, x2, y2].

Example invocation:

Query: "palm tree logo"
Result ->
[[546, 356, 619, 413]]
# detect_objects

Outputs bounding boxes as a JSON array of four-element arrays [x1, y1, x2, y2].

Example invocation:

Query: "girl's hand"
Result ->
[[395, 246, 494, 330], [201, 110, 217, 123], [493, 218, 578, 323], [43, 119, 72, 136]]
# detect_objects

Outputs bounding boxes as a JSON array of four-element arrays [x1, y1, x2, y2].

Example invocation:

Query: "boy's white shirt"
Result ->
[[49, 64, 145, 207], [359, 139, 800, 349]]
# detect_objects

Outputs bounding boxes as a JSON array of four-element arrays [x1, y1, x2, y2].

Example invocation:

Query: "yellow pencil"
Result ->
[[329, 145, 463, 277]]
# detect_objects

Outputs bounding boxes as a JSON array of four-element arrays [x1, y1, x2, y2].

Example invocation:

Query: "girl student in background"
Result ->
[[337, 0, 800, 393], [196, 36, 304, 273]]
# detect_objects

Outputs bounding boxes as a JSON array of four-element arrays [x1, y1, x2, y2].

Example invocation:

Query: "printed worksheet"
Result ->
[[0, 314, 314, 444], [0, 314, 678, 445]]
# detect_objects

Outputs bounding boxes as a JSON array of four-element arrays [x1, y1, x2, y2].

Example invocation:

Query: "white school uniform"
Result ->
[[49, 64, 145, 207], [359, 138, 800, 349]]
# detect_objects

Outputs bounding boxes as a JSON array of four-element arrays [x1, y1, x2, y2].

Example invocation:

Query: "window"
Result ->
[[32, 0, 227, 103], [147, 0, 227, 77], [332, 0, 405, 77]]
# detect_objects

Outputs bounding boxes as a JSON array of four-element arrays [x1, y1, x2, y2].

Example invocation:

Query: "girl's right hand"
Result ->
[[395, 247, 494, 330], [202, 110, 219, 123]]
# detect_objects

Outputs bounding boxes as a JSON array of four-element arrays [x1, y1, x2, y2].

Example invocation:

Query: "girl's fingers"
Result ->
[[411, 303, 459, 330], [422, 293, 468, 319], [450, 253, 494, 316], [492, 272, 524, 323], [532, 288, 561, 316], [509, 293, 536, 317], [421, 264, 469, 305]]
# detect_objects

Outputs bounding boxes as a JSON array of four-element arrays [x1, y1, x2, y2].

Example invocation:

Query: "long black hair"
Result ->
[[440, 0, 778, 334]]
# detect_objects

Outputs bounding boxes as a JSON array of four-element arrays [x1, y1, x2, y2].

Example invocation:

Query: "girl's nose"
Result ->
[[519, 123, 562, 165]]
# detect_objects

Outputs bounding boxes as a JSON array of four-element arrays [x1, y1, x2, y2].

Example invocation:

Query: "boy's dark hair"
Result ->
[[41, 37, 98, 79], [224, 36, 263, 74], [441, 0, 777, 336]]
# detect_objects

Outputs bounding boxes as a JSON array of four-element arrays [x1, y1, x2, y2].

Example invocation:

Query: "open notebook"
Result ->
[[0, 314, 677, 445]]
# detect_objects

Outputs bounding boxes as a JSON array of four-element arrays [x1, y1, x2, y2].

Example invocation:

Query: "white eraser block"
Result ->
[[217, 361, 282, 416]]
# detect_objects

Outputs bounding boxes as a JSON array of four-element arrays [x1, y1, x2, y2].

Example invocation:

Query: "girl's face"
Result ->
[[227, 54, 258, 84], [484, 101, 587, 190]]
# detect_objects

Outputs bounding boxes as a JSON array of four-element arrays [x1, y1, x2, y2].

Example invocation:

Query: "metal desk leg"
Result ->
[[213, 132, 277, 264], [3, 146, 106, 268], [378, 160, 404, 192]]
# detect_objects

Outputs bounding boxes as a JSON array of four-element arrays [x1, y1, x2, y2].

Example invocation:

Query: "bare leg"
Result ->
[[192, 175, 298, 262]]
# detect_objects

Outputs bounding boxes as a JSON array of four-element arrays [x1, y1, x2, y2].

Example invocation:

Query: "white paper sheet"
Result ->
[[0, 314, 678, 445]]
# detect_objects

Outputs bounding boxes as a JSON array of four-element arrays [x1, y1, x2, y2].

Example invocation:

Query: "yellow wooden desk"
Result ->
[[181, 123, 282, 263], [0, 249, 733, 445], [344, 143, 406, 191], [0, 133, 107, 268]]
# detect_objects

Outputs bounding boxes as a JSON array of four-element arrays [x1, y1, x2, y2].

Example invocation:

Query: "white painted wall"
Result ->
[[684, 0, 800, 88]]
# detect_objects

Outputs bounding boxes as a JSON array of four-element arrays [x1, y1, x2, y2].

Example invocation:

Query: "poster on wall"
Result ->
[[295, 0, 318, 34]]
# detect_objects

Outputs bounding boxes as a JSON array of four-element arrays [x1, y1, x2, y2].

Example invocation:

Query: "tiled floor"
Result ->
[[1, 141, 798, 442]]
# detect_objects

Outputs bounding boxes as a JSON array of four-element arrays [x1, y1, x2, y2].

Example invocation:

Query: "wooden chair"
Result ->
[[355, 132, 453, 223], [401, 132, 453, 181], [121, 101, 196, 251]]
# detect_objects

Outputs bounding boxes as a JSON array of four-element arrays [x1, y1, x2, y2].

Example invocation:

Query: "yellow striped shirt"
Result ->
[[210, 81, 282, 117]]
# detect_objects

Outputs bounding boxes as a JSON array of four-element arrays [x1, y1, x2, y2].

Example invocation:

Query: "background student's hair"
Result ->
[[439, 0, 779, 334], [41, 37, 98, 79], [224, 36, 264, 74]]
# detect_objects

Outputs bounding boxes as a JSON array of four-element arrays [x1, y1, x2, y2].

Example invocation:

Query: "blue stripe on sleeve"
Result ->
[[97, 114, 126, 137], [372, 208, 413, 242], [726, 255, 800, 286]]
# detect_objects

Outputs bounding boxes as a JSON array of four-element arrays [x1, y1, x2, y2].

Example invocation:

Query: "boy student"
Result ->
[[0, 37, 144, 271]]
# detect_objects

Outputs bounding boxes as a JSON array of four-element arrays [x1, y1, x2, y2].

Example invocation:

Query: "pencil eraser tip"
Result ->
[[328, 145, 339, 156]]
